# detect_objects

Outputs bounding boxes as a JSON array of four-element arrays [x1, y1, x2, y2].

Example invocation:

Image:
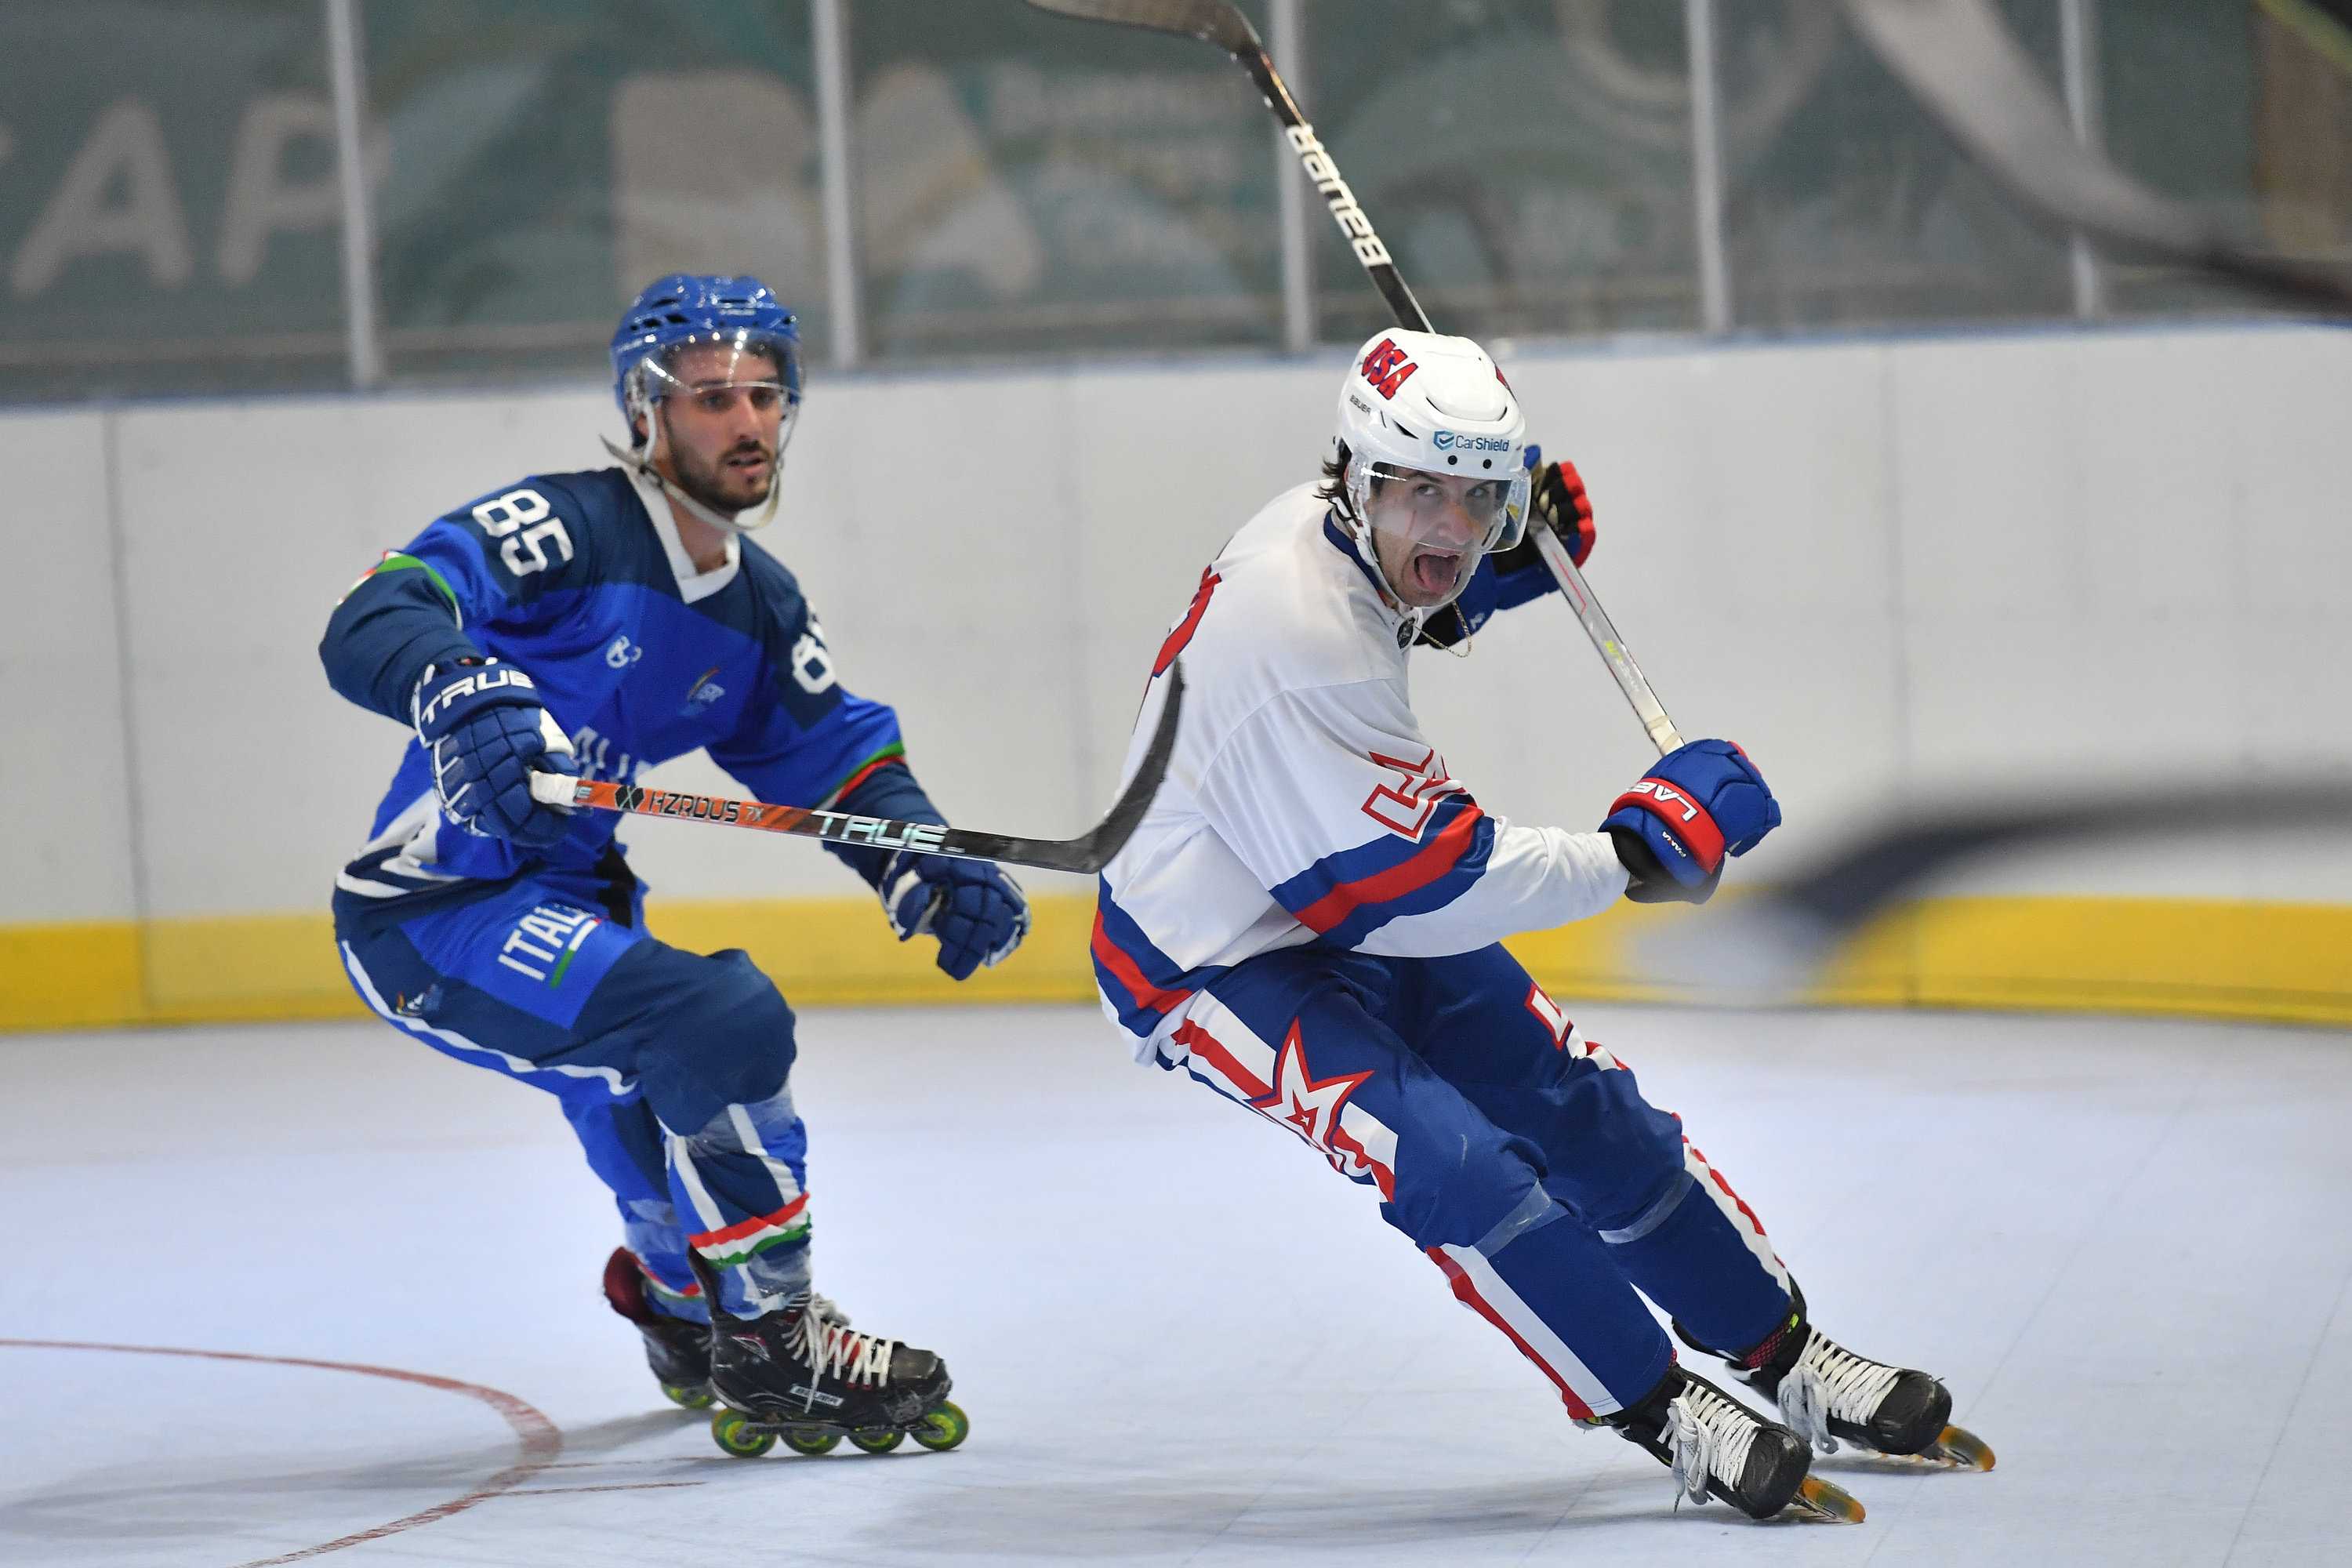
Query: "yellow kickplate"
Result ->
[[7, 891, 2352, 1033]]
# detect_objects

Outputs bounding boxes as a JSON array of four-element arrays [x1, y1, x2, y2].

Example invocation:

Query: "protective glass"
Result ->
[[631, 328, 802, 442], [1348, 461, 1531, 608]]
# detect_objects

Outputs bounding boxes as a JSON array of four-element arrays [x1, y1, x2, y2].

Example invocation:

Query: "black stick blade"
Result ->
[[938, 661, 1187, 876], [1076, 660, 1185, 872], [1022, 0, 1261, 56]]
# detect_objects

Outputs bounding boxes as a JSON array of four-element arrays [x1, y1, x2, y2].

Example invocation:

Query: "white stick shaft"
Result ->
[[1530, 527, 1683, 757]]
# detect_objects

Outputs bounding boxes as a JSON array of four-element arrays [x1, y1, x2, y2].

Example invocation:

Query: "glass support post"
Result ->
[[1684, 0, 1731, 335], [813, 0, 864, 368], [1270, 0, 1316, 352], [324, 0, 384, 387], [2059, 0, 2106, 321]]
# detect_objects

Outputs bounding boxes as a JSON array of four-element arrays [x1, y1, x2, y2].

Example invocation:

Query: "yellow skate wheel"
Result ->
[[782, 1427, 843, 1455], [1925, 1425, 1995, 1471], [1788, 1475, 1865, 1524], [710, 1409, 775, 1458], [849, 1428, 906, 1454], [661, 1382, 715, 1410], [910, 1401, 970, 1452]]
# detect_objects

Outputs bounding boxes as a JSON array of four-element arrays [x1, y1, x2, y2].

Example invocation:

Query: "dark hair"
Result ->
[[1316, 441, 1351, 506]]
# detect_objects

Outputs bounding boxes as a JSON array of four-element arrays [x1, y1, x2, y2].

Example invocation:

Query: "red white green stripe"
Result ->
[[689, 1194, 811, 1269], [342, 550, 464, 623], [819, 743, 908, 808]]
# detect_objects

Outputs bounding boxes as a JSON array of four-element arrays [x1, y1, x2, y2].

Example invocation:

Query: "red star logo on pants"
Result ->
[[1247, 1021, 1388, 1195]]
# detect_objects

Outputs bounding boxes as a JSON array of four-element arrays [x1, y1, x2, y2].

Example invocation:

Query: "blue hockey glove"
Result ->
[[412, 658, 579, 848], [880, 851, 1029, 981], [1601, 739, 1780, 906]]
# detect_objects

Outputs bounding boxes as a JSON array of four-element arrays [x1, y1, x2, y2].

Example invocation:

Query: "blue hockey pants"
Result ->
[[334, 869, 808, 1321], [1163, 942, 1793, 1417]]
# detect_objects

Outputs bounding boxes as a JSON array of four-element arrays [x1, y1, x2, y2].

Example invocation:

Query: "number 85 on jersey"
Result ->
[[474, 489, 575, 577]]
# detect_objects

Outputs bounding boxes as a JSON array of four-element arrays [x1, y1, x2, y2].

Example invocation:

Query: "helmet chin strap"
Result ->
[[602, 397, 780, 535], [1333, 493, 1438, 637]]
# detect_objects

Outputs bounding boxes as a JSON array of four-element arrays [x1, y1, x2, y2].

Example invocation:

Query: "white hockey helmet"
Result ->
[[1334, 329, 1530, 611]]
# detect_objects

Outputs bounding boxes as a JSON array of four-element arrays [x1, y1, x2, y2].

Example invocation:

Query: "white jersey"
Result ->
[[1093, 482, 1628, 1060]]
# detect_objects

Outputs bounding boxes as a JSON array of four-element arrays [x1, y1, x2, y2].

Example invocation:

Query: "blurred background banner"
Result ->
[[846, 0, 1282, 358], [368, 1, 826, 381], [0, 0, 2347, 1032], [0, 0, 345, 401], [1302, 0, 1705, 343], [2, 0, 2346, 401]]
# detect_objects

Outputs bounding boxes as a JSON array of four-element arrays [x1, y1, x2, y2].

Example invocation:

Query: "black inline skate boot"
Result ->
[[688, 1254, 967, 1459], [1598, 1363, 1862, 1522], [602, 1247, 714, 1409], [1676, 1285, 1993, 1470]]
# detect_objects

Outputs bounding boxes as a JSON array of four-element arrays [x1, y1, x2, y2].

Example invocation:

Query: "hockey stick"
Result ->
[[1022, 0, 1686, 756], [1842, 0, 2352, 314], [1638, 780, 2352, 996], [528, 663, 1185, 876]]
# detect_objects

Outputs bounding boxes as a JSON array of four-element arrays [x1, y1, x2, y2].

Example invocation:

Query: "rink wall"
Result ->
[[3, 320, 2350, 1032]]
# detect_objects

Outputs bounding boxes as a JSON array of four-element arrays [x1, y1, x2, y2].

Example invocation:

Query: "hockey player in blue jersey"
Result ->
[[321, 274, 1022, 1450]]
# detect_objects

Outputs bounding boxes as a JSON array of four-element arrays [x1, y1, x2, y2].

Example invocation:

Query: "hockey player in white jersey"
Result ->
[[1094, 330, 1990, 1521]]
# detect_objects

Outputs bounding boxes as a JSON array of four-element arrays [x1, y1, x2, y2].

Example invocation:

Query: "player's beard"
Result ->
[[665, 425, 777, 519]]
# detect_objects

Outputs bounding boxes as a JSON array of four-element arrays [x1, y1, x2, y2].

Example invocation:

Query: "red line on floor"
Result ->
[[539, 1457, 684, 1468], [498, 1482, 707, 1495], [0, 1338, 564, 1566]]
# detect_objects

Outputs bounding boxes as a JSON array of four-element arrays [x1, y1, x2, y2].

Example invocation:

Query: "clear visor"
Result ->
[[630, 330, 802, 437], [1348, 460, 1530, 608]]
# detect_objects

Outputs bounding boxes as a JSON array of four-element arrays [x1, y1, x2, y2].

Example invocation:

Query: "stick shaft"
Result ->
[[1022, 0, 1690, 754], [1235, 27, 1686, 753], [1530, 528, 1682, 756], [524, 662, 1187, 877], [1240, 65, 1432, 333], [537, 774, 918, 846], [532, 776, 1076, 873]]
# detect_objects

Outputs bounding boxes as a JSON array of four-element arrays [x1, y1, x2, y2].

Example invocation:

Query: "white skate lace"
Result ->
[[1664, 1381, 1760, 1508], [784, 1298, 898, 1389], [1775, 1330, 1902, 1455]]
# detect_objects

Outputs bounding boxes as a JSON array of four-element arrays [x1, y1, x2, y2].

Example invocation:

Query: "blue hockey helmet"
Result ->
[[610, 274, 803, 450]]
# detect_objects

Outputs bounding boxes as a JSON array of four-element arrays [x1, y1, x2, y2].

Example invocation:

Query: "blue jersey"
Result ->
[[321, 466, 940, 909]]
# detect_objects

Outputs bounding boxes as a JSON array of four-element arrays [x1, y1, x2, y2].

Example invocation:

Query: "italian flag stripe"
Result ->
[[343, 551, 463, 622], [821, 743, 909, 808], [690, 1193, 811, 1266]]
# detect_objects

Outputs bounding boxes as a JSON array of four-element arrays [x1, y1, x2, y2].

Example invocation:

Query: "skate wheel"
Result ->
[[710, 1409, 775, 1458], [661, 1382, 715, 1410], [1788, 1475, 1865, 1524], [909, 1400, 969, 1452], [1924, 1424, 1995, 1471], [849, 1428, 906, 1454], [782, 1427, 843, 1456]]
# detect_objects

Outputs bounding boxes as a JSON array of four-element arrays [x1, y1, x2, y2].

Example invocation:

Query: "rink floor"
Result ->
[[2, 1001, 2346, 1567]]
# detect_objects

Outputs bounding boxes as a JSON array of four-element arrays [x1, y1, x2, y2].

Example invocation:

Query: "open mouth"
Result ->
[[1408, 546, 1462, 600]]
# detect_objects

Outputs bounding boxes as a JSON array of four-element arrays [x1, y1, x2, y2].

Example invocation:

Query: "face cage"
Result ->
[[615, 332, 801, 535], [1345, 460, 1530, 556], [624, 330, 803, 454]]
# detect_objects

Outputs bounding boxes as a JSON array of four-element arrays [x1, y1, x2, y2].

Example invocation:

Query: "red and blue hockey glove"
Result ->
[[1534, 457, 1596, 568], [880, 851, 1030, 981], [412, 658, 579, 848], [1601, 739, 1780, 906]]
